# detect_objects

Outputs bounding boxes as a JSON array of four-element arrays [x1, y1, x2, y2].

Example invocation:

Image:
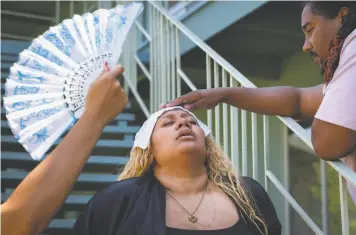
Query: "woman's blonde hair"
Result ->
[[119, 136, 268, 235]]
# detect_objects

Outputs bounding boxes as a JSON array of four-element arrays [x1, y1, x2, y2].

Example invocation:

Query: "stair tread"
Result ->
[[2, 171, 118, 183], [48, 219, 76, 228], [1, 135, 134, 148], [1, 151, 128, 165], [1, 54, 18, 62], [1, 120, 140, 134], [1, 62, 12, 70], [0, 108, 135, 121], [1, 40, 30, 54], [2, 192, 93, 205]]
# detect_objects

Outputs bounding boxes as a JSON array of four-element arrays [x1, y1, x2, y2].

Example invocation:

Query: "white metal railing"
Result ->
[[122, 1, 355, 235]]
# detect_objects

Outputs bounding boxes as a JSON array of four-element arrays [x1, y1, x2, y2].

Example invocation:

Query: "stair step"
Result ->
[[2, 171, 118, 191], [1, 120, 140, 134], [1, 62, 12, 71], [0, 107, 135, 121], [1, 54, 18, 63], [44, 219, 76, 234], [2, 192, 93, 212], [1, 40, 30, 54], [1, 151, 128, 172], [1, 72, 8, 79], [1, 135, 134, 148]]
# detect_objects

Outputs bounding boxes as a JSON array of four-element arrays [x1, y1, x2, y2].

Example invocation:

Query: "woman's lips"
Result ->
[[177, 129, 196, 139]]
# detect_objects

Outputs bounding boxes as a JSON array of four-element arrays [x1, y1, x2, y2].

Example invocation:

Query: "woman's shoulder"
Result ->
[[239, 176, 282, 233], [90, 175, 150, 203], [239, 176, 274, 209], [239, 176, 267, 197]]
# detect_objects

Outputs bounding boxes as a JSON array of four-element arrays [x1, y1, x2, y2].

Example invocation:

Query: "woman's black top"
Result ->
[[167, 218, 264, 235], [72, 170, 281, 235]]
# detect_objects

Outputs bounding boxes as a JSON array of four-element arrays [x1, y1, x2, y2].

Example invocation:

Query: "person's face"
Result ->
[[301, 4, 343, 67], [151, 109, 206, 167]]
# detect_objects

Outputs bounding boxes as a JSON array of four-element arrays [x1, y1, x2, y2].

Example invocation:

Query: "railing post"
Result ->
[[321, 160, 329, 234], [55, 0, 60, 24], [83, 1, 88, 13], [339, 175, 350, 235], [282, 124, 291, 235], [149, 4, 154, 113], [206, 55, 212, 130], [214, 62, 220, 146], [69, 0, 74, 16]]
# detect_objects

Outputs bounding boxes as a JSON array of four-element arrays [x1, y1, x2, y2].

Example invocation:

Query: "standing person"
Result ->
[[1, 64, 128, 235], [161, 1, 356, 204]]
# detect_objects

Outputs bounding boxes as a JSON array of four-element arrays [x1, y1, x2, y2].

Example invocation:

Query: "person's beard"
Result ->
[[309, 51, 325, 79]]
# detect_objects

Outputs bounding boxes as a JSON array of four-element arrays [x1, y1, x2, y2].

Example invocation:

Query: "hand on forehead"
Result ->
[[132, 106, 211, 150]]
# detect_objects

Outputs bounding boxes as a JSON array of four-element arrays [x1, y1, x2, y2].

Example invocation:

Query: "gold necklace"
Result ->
[[165, 186, 216, 228]]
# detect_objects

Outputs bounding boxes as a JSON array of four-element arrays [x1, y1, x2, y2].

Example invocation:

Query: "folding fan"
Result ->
[[3, 2, 143, 160]]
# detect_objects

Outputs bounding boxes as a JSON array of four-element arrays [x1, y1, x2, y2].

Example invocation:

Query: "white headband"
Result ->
[[132, 106, 211, 150]]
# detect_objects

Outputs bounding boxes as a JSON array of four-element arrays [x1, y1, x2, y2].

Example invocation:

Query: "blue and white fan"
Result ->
[[3, 3, 143, 160]]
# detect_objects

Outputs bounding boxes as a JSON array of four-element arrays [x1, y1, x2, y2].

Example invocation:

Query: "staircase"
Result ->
[[1, 39, 142, 234]]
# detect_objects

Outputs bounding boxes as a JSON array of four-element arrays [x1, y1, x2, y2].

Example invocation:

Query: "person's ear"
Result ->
[[338, 7, 350, 22]]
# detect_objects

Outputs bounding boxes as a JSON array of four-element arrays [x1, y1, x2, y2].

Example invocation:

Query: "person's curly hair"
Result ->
[[302, 1, 356, 85]]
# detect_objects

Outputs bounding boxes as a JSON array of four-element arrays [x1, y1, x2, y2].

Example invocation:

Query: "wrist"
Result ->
[[217, 87, 229, 103], [80, 111, 106, 133]]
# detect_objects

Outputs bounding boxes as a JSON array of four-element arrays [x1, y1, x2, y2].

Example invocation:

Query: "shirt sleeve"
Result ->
[[241, 177, 282, 235], [314, 31, 356, 131]]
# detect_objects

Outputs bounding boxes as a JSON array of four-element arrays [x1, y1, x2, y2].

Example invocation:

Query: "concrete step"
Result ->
[[1, 40, 30, 55], [1, 151, 128, 172], [2, 192, 93, 212], [2, 171, 118, 191], [1, 123, 137, 141], [1, 62, 12, 71], [1, 54, 18, 63], [1, 134, 134, 148], [1, 135, 133, 157], [0, 107, 135, 122], [1, 120, 140, 136], [44, 219, 76, 235], [1, 72, 9, 80]]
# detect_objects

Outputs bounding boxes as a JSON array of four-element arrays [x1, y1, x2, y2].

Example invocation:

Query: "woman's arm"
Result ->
[[1, 65, 127, 235]]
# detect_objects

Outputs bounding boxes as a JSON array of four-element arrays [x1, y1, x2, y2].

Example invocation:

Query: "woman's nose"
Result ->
[[176, 118, 191, 129]]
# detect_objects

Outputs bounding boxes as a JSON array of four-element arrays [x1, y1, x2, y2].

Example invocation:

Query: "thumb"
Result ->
[[107, 64, 125, 78]]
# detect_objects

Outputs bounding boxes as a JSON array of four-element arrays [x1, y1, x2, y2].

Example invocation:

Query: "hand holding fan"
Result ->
[[3, 3, 143, 160]]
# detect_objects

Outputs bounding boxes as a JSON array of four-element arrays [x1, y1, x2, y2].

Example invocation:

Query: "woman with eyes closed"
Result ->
[[72, 106, 281, 235]]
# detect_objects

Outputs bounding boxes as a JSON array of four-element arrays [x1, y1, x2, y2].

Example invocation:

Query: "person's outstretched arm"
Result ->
[[162, 84, 356, 160], [162, 85, 323, 120], [1, 64, 128, 235]]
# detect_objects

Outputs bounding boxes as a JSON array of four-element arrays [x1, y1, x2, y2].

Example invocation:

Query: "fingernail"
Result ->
[[104, 61, 110, 71]]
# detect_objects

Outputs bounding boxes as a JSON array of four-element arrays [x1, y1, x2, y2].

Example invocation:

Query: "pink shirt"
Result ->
[[315, 29, 356, 205]]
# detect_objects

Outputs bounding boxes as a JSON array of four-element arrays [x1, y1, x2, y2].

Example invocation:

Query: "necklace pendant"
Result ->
[[188, 215, 198, 223]]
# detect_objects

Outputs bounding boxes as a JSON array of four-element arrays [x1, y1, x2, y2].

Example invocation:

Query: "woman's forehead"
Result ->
[[158, 109, 193, 120]]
